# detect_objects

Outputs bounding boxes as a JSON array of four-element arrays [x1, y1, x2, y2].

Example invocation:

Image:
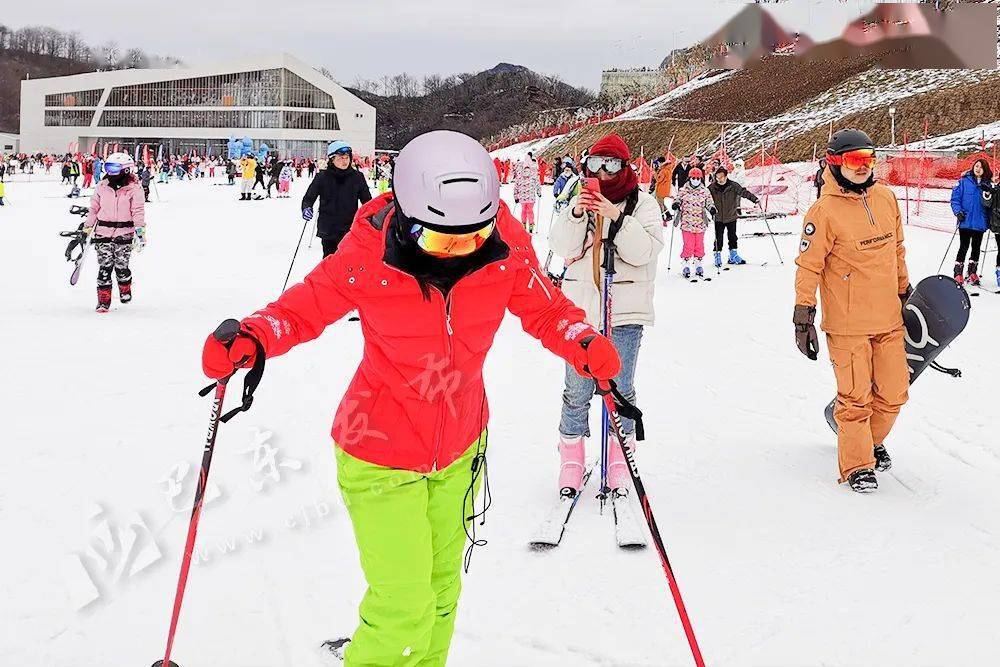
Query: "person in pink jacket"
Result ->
[[84, 153, 146, 313], [669, 167, 715, 279], [513, 152, 540, 234]]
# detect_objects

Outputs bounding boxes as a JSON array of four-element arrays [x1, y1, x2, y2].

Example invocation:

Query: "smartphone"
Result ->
[[583, 177, 599, 193]]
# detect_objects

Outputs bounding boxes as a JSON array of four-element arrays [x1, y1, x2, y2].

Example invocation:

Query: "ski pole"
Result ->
[[282, 217, 310, 292], [307, 218, 315, 249], [762, 215, 784, 264], [592, 377, 706, 667], [153, 319, 253, 667], [937, 226, 959, 274], [666, 210, 677, 271]]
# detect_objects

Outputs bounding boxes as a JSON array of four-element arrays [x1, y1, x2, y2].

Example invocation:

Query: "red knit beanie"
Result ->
[[589, 133, 631, 161], [587, 133, 637, 202]]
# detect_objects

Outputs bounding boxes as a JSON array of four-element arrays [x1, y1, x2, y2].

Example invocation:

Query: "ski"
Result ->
[[69, 236, 94, 285], [528, 463, 596, 550], [611, 490, 647, 549]]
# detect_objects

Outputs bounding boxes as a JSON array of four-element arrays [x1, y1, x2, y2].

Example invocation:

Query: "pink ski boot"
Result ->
[[607, 434, 636, 493], [558, 435, 585, 497]]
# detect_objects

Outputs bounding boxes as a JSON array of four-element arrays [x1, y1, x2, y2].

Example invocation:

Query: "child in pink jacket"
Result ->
[[669, 167, 715, 279], [513, 153, 540, 234], [84, 153, 146, 313]]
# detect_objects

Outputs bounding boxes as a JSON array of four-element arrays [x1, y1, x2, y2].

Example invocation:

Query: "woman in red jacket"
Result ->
[[202, 130, 620, 665]]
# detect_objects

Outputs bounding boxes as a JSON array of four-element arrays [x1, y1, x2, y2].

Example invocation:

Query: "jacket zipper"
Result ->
[[861, 193, 876, 227], [380, 239, 508, 472]]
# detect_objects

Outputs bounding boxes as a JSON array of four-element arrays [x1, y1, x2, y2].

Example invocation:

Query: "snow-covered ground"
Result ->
[[3, 172, 1000, 666]]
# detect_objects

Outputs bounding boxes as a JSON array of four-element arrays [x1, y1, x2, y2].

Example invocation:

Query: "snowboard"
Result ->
[[824, 275, 971, 432]]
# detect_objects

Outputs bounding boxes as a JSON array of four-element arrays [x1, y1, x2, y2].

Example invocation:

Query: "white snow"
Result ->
[[3, 171, 1000, 666], [490, 135, 566, 163], [905, 120, 1000, 153]]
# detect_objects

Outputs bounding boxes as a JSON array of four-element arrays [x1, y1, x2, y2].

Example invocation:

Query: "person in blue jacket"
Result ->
[[93, 156, 104, 184], [950, 158, 993, 286]]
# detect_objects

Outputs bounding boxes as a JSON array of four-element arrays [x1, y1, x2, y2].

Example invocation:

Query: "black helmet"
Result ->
[[827, 128, 874, 156]]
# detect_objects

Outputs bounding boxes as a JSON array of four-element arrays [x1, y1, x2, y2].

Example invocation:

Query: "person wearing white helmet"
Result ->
[[83, 152, 146, 313], [301, 140, 373, 256], [200, 130, 620, 665]]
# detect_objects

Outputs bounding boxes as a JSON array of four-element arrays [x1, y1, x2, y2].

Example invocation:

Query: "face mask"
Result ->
[[690, 179, 702, 188]]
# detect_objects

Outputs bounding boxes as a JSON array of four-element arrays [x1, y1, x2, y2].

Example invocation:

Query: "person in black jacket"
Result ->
[[672, 155, 691, 191], [301, 140, 373, 257], [253, 160, 267, 191], [266, 159, 283, 199], [708, 166, 760, 267]]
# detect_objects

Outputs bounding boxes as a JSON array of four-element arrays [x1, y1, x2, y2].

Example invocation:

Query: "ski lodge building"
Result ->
[[19, 53, 375, 159]]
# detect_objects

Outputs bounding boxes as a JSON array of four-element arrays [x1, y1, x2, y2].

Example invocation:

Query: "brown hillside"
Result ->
[[0, 51, 92, 133]]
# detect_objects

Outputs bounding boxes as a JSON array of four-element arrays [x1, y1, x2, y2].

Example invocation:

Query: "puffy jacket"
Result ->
[[240, 194, 592, 473], [674, 182, 714, 232], [240, 157, 257, 180], [653, 163, 675, 198], [795, 167, 909, 336], [84, 176, 146, 239], [709, 179, 759, 224], [549, 188, 664, 328], [301, 167, 372, 244], [950, 172, 990, 231], [513, 159, 538, 203]]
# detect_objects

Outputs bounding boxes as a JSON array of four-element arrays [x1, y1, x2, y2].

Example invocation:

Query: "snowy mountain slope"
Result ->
[[3, 174, 1000, 666]]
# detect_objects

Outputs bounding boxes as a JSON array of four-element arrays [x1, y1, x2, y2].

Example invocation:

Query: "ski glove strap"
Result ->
[[793, 304, 819, 361], [595, 379, 645, 442], [199, 320, 267, 423]]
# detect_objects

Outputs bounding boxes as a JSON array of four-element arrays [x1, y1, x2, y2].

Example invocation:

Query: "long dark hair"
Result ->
[[972, 158, 993, 184]]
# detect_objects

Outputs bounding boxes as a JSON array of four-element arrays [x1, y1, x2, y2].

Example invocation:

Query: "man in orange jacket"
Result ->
[[651, 155, 676, 212], [793, 129, 911, 493]]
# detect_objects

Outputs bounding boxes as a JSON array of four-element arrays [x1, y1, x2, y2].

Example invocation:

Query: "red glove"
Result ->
[[202, 324, 259, 379], [572, 334, 621, 380]]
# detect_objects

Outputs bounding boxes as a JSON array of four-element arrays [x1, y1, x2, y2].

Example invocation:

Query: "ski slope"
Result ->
[[2, 172, 1000, 667]]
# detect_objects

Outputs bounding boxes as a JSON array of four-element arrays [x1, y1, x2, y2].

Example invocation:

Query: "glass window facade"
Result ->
[[104, 69, 335, 109], [282, 111, 340, 131], [98, 110, 281, 128], [45, 89, 103, 107], [45, 110, 94, 126]]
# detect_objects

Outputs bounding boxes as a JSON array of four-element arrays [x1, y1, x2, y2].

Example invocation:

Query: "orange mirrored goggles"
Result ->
[[410, 221, 495, 258], [827, 149, 876, 171]]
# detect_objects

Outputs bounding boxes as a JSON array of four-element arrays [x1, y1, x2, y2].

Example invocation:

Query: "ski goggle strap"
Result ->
[[410, 220, 495, 258], [827, 149, 876, 170], [585, 156, 625, 175]]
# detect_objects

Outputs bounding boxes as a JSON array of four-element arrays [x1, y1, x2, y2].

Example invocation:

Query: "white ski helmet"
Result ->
[[105, 152, 136, 176], [392, 130, 500, 227]]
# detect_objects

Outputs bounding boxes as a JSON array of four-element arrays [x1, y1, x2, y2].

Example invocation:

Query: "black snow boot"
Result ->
[[848, 468, 878, 493], [873, 444, 892, 472]]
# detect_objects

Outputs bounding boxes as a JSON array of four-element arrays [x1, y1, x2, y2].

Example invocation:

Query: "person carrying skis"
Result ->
[[83, 152, 146, 313], [301, 140, 372, 258], [548, 133, 663, 496], [514, 151, 539, 233], [200, 130, 620, 666], [708, 166, 760, 267], [949, 158, 993, 286], [793, 129, 910, 493], [670, 167, 715, 279]]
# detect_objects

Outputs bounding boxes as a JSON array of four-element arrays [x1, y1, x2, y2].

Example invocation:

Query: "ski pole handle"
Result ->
[[198, 319, 244, 396]]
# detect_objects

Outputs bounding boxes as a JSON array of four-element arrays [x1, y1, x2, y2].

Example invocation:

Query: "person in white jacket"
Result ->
[[547, 133, 664, 497]]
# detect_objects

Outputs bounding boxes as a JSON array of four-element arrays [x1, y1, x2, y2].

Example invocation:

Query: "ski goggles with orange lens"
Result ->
[[410, 220, 495, 258], [827, 149, 876, 170]]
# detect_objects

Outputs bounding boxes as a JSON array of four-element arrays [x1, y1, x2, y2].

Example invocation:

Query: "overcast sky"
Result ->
[[4, 1, 882, 91]]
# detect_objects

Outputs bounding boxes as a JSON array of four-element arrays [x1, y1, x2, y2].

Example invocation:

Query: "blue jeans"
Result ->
[[559, 324, 643, 438]]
